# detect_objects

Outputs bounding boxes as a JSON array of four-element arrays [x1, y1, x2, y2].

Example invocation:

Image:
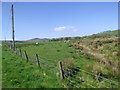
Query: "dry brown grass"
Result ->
[[85, 64, 103, 76], [62, 58, 74, 68], [71, 37, 119, 68], [92, 64, 102, 76], [86, 63, 119, 78]]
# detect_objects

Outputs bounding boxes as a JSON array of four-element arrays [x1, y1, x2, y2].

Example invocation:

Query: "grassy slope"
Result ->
[[71, 30, 119, 68], [81, 30, 119, 40], [96, 30, 118, 37], [2, 46, 62, 88], [69, 30, 119, 43], [72, 38, 119, 78], [69, 30, 119, 88]]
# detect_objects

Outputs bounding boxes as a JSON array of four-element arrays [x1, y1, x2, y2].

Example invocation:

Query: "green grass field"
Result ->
[[16, 41, 98, 72], [13, 41, 118, 88], [2, 40, 119, 88], [2, 46, 63, 88], [2, 30, 119, 88]]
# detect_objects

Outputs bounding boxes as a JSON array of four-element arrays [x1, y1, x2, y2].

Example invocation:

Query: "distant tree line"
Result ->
[[50, 36, 82, 41]]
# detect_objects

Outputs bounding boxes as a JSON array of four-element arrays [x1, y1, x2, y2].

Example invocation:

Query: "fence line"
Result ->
[[13, 46, 58, 73], [5, 43, 119, 88]]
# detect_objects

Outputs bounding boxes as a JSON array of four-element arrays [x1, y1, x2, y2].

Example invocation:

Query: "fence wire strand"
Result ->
[[63, 64, 118, 85]]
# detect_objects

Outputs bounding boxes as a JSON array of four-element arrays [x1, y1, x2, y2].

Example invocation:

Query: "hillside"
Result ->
[[25, 38, 49, 42], [81, 30, 119, 40], [71, 32, 119, 82], [51, 30, 119, 42]]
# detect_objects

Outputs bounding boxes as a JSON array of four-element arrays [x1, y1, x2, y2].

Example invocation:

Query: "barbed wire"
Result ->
[[63, 64, 118, 85], [63, 68, 111, 88], [14, 48, 58, 73], [64, 69, 98, 88], [63, 65, 118, 87], [65, 74, 97, 88]]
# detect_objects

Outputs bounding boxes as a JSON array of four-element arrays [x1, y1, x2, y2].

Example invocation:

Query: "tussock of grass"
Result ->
[[85, 63, 119, 79]]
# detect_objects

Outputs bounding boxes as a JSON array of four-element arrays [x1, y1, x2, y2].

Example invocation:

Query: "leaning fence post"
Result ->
[[59, 61, 65, 79], [35, 54, 40, 68], [19, 49, 22, 56], [24, 50, 29, 62]]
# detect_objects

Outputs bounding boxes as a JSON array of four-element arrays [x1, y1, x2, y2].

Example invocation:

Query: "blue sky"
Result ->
[[2, 2, 118, 40]]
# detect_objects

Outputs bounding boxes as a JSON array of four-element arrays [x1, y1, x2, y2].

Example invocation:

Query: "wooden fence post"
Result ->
[[35, 54, 40, 68], [24, 50, 29, 62], [59, 61, 65, 79], [19, 49, 22, 56]]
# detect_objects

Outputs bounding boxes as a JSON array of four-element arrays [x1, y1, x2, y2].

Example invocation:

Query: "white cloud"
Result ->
[[54, 26, 75, 31], [54, 26, 66, 31], [72, 29, 78, 32]]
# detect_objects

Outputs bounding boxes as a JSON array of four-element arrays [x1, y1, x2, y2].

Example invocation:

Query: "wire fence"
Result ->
[[4, 43, 119, 88], [7, 44, 56, 71], [14, 47, 58, 73], [61, 63, 119, 88]]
